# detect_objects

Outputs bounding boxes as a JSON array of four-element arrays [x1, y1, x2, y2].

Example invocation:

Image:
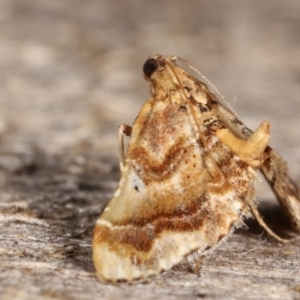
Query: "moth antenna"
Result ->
[[176, 56, 239, 118]]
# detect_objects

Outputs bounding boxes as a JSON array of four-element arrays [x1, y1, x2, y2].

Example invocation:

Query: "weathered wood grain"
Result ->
[[0, 0, 300, 299]]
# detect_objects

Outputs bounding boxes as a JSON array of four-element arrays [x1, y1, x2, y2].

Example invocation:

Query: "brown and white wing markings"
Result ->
[[92, 55, 259, 282], [214, 97, 300, 232]]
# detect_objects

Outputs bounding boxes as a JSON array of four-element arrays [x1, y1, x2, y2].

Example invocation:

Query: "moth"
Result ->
[[93, 54, 300, 282]]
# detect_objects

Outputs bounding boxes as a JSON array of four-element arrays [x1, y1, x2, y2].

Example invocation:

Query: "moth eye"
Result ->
[[143, 58, 158, 77]]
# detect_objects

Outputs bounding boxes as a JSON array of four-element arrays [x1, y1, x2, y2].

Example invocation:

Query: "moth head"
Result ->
[[143, 54, 183, 97]]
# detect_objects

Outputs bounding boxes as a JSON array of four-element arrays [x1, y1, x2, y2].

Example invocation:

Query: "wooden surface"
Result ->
[[0, 1, 300, 299]]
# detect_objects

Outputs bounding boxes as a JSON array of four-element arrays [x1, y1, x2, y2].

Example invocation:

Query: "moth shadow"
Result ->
[[237, 201, 295, 239]]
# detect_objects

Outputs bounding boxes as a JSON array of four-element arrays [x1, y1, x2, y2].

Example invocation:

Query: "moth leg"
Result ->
[[247, 201, 289, 243], [215, 121, 270, 169], [189, 258, 202, 275], [118, 124, 132, 173], [175, 255, 202, 275], [216, 122, 289, 242]]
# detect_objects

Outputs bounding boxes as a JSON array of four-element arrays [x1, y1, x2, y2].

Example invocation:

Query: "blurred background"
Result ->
[[1, 2, 300, 298], [0, 0, 300, 174]]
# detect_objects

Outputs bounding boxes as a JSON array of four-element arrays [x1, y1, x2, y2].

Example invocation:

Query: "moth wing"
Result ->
[[93, 97, 256, 282], [216, 104, 300, 231], [261, 151, 300, 231]]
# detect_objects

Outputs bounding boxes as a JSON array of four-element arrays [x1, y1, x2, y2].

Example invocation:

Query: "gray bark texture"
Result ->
[[0, 1, 300, 299]]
